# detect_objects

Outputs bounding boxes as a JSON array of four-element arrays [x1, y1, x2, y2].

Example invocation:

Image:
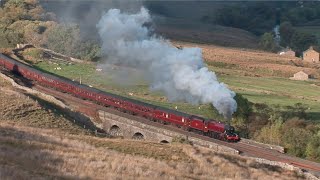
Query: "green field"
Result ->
[[34, 61, 320, 122], [219, 74, 320, 121]]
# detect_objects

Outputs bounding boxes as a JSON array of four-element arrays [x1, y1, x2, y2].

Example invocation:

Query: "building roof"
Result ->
[[304, 46, 320, 53], [295, 70, 312, 76]]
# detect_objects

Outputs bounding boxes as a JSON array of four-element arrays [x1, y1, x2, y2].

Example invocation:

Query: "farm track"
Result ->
[[3, 69, 320, 177]]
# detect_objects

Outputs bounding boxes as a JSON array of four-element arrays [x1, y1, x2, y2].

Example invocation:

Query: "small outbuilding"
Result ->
[[303, 46, 320, 63], [290, 71, 312, 81]]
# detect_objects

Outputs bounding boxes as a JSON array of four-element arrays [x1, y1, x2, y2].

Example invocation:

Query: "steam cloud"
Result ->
[[96, 7, 237, 119]]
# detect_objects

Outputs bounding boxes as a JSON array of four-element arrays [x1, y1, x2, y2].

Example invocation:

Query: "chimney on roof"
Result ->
[[310, 46, 314, 50]]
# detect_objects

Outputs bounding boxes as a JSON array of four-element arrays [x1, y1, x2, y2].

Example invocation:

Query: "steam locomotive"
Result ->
[[0, 53, 240, 142]]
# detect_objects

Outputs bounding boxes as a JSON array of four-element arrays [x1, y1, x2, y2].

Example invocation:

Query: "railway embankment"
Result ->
[[0, 71, 103, 133], [1, 71, 319, 178], [0, 70, 239, 155]]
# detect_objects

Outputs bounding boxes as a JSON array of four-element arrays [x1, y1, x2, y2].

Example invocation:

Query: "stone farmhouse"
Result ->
[[303, 46, 320, 63], [290, 71, 312, 81]]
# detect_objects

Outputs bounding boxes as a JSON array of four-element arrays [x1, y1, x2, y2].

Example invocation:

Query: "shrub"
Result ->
[[233, 93, 252, 119], [46, 24, 100, 61], [306, 133, 320, 162], [259, 32, 278, 52], [282, 127, 312, 157], [254, 117, 283, 145]]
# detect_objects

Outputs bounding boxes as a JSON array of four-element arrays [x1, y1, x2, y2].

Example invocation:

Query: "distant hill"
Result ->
[[154, 17, 259, 49], [40, 1, 259, 49]]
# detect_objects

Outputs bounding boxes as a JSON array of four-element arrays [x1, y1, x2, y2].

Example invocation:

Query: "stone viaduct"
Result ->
[[97, 109, 239, 154]]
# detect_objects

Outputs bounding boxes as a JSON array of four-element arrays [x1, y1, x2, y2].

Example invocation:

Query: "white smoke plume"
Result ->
[[96, 7, 237, 119]]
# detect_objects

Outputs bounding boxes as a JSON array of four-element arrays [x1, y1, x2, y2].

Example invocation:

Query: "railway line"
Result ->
[[1, 64, 320, 177], [22, 74, 320, 177]]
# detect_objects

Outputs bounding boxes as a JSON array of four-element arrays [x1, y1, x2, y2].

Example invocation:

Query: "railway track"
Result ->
[[33, 83, 320, 176], [2, 69, 320, 177]]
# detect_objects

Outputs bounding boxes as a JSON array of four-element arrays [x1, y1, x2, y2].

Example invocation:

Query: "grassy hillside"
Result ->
[[30, 42, 320, 122], [0, 75, 304, 179], [155, 17, 259, 49]]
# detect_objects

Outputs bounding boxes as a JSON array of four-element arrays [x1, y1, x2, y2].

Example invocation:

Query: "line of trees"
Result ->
[[279, 21, 318, 54], [206, 2, 320, 53], [213, 2, 320, 35], [258, 22, 318, 54]]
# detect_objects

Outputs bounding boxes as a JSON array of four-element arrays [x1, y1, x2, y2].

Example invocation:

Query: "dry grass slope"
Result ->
[[174, 41, 319, 78], [0, 123, 305, 180], [0, 75, 306, 179]]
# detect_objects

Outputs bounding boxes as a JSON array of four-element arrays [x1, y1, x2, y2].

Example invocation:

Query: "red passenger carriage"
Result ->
[[0, 53, 240, 142]]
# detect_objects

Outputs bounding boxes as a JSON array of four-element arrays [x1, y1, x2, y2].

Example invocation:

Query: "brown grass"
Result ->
[[0, 123, 305, 180], [0, 75, 306, 179], [173, 41, 319, 78], [0, 78, 88, 135]]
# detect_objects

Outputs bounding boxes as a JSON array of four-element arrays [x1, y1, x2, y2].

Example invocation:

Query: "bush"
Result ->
[[231, 94, 252, 138], [76, 41, 101, 61], [21, 48, 44, 63], [259, 32, 278, 52], [46, 24, 80, 57], [233, 93, 252, 119], [282, 127, 312, 157], [46, 24, 100, 61], [0, 28, 24, 48], [254, 117, 283, 145], [306, 133, 320, 162]]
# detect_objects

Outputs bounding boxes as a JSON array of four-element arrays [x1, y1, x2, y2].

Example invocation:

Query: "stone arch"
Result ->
[[132, 132, 144, 140], [109, 125, 123, 137], [160, 140, 169, 144]]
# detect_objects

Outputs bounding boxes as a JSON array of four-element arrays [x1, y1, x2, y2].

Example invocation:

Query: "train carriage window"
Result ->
[[182, 117, 185, 122], [166, 113, 168, 118]]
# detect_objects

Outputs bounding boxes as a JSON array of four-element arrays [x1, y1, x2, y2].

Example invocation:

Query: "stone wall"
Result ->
[[254, 158, 319, 180]]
